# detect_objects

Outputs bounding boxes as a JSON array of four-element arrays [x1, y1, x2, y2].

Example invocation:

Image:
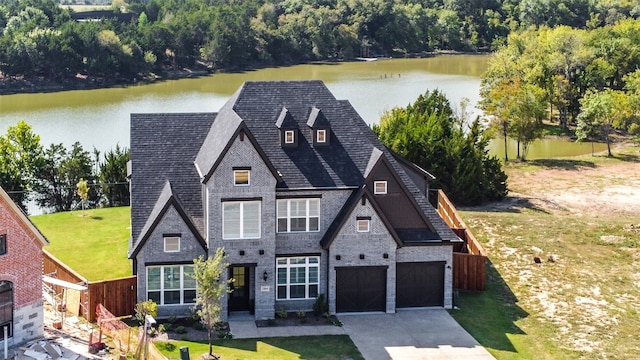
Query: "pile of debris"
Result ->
[[13, 334, 105, 360]]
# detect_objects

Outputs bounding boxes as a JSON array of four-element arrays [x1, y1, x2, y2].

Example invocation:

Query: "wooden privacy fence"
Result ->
[[436, 189, 487, 291], [43, 250, 137, 322]]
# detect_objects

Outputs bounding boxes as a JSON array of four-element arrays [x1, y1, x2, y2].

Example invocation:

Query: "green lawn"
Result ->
[[155, 335, 364, 360], [31, 207, 132, 281]]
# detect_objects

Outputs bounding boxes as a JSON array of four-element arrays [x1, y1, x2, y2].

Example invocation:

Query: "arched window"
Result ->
[[0, 281, 12, 338]]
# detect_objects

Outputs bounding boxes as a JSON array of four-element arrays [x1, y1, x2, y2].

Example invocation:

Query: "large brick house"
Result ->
[[128, 81, 461, 320], [0, 187, 48, 347]]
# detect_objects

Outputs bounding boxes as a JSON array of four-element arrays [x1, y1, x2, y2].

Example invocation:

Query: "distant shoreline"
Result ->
[[0, 52, 491, 96]]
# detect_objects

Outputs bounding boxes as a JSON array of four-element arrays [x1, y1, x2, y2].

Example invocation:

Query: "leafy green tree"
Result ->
[[576, 88, 630, 157], [99, 145, 130, 207], [510, 82, 547, 160], [373, 89, 508, 205], [192, 248, 234, 359], [36, 142, 97, 212], [0, 121, 44, 212]]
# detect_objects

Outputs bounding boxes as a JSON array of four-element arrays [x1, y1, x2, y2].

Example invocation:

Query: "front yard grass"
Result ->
[[31, 206, 131, 281], [155, 335, 364, 360]]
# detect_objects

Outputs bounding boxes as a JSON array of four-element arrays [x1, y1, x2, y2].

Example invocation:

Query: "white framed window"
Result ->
[[146, 265, 196, 305], [223, 201, 261, 239], [164, 236, 180, 252], [357, 219, 370, 232], [276, 256, 319, 300], [277, 198, 320, 232], [316, 129, 326, 143], [284, 130, 295, 144], [374, 181, 387, 194], [234, 170, 250, 186]]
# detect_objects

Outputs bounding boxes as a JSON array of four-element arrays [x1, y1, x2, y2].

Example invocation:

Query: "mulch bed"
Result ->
[[255, 311, 340, 328]]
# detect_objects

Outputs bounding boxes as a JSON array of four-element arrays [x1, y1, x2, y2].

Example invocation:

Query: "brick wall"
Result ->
[[207, 133, 278, 320], [0, 194, 45, 346], [135, 205, 207, 318]]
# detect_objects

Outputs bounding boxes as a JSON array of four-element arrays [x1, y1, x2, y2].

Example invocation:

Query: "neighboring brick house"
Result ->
[[0, 187, 48, 347], [128, 81, 461, 320]]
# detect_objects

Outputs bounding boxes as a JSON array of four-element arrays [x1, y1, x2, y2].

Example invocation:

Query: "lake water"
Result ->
[[0, 55, 605, 158]]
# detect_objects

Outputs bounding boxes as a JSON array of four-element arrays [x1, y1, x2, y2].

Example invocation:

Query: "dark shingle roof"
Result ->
[[130, 81, 458, 247], [222, 80, 375, 188], [130, 113, 215, 245], [129, 181, 207, 258]]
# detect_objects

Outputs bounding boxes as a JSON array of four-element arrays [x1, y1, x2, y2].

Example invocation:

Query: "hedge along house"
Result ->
[[128, 81, 461, 320], [0, 186, 49, 348]]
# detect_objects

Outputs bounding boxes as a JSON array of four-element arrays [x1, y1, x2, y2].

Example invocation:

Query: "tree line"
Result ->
[[1, 0, 639, 82], [0, 121, 130, 214], [480, 20, 640, 160]]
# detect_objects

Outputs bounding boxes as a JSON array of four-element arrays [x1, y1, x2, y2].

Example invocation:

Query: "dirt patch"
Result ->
[[477, 143, 640, 217], [462, 142, 640, 357]]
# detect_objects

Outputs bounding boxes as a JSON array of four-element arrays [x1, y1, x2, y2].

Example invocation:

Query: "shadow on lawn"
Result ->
[[612, 152, 640, 163], [463, 195, 551, 214], [452, 260, 528, 354], [211, 335, 362, 359], [529, 158, 596, 170]]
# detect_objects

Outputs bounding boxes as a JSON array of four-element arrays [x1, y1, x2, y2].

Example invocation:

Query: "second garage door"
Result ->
[[336, 266, 386, 312], [396, 261, 445, 308]]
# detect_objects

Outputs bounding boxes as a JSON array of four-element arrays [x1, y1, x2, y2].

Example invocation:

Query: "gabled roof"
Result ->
[[129, 181, 206, 258], [227, 81, 374, 188], [197, 121, 283, 184], [130, 81, 459, 249], [130, 112, 215, 243], [389, 149, 436, 181], [0, 186, 48, 247], [320, 186, 402, 249]]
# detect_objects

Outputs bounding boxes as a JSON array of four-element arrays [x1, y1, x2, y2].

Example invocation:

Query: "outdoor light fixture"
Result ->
[[335, 255, 341, 260], [263, 271, 268, 281], [359, 254, 365, 259], [259, 249, 265, 255], [239, 250, 245, 256], [383, 253, 389, 259]]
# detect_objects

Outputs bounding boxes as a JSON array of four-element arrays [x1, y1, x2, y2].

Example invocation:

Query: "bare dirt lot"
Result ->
[[482, 143, 640, 217], [461, 141, 640, 359]]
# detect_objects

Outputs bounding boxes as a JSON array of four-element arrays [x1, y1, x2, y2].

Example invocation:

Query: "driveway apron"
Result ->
[[340, 309, 495, 360]]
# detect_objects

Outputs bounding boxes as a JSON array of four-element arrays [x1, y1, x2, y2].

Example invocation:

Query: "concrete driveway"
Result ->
[[340, 309, 495, 360]]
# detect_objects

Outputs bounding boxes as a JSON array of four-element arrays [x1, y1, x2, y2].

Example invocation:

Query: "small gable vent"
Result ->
[[307, 107, 330, 146], [275, 107, 298, 147]]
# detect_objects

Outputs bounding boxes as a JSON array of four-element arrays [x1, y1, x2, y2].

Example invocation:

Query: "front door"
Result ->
[[228, 266, 250, 312]]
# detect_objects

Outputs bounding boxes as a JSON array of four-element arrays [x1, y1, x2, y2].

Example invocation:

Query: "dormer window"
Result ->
[[307, 107, 330, 146], [234, 169, 250, 186], [285, 130, 295, 144], [316, 129, 326, 143], [276, 107, 298, 147], [374, 181, 387, 194]]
